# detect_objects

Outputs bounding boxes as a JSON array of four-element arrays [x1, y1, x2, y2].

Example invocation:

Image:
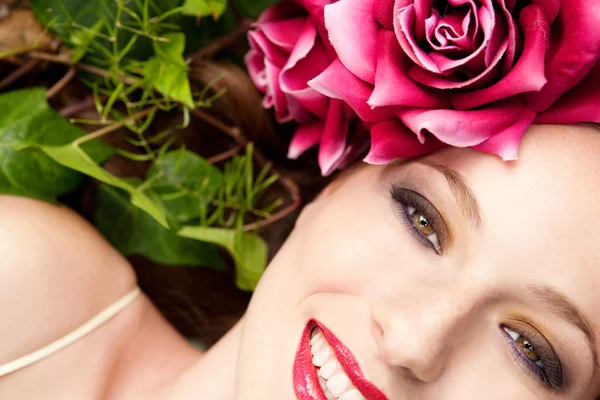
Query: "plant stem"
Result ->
[[0, 45, 39, 60], [189, 108, 301, 232], [46, 67, 77, 99], [206, 146, 241, 164], [73, 105, 158, 146]]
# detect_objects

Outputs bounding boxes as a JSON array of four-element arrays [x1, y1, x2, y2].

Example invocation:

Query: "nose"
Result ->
[[371, 290, 480, 382]]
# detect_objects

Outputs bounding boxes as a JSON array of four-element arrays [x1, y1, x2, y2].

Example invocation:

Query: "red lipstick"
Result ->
[[292, 320, 388, 400]]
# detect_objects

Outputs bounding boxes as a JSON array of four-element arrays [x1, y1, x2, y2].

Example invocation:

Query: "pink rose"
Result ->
[[312, 0, 600, 163], [246, 0, 367, 175]]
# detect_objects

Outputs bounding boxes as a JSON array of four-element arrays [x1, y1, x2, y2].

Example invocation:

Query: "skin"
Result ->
[[0, 124, 599, 399]]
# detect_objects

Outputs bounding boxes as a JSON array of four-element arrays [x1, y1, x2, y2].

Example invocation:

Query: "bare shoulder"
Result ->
[[0, 195, 137, 365]]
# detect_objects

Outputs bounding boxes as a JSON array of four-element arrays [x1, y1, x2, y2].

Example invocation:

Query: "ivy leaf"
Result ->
[[0, 87, 112, 201], [95, 183, 226, 270], [143, 32, 195, 109], [233, 0, 279, 18], [182, 0, 228, 19], [178, 225, 267, 291], [146, 148, 223, 222]]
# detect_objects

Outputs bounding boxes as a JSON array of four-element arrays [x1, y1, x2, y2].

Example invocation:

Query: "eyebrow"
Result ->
[[527, 284, 600, 371], [414, 159, 483, 228]]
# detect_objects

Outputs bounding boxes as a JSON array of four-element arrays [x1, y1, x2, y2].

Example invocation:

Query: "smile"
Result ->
[[293, 320, 388, 400]]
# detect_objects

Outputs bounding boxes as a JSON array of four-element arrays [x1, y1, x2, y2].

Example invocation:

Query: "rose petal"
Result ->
[[408, 39, 507, 90], [318, 99, 351, 176], [324, 0, 378, 84], [245, 50, 268, 93], [248, 30, 289, 67], [264, 60, 292, 122], [532, 0, 560, 23], [496, 0, 517, 73], [309, 58, 394, 122], [524, 0, 600, 111], [259, 18, 307, 52], [472, 109, 536, 160], [288, 121, 324, 159], [369, 30, 451, 108], [374, 0, 395, 29], [280, 20, 330, 120], [413, 0, 434, 43], [451, 5, 550, 110], [427, 8, 473, 50], [398, 101, 534, 147], [364, 120, 445, 164], [336, 122, 371, 169], [535, 62, 600, 124], [394, 4, 441, 72]]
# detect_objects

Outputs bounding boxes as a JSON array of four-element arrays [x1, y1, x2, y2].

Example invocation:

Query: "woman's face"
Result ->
[[235, 124, 600, 399]]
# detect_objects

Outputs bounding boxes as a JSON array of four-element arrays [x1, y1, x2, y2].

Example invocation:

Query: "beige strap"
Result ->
[[0, 287, 142, 377]]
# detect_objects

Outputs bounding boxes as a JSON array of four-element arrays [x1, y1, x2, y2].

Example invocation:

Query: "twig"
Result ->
[[187, 19, 253, 60], [0, 59, 38, 91], [190, 108, 302, 232], [60, 94, 108, 118], [27, 50, 69, 64], [73, 105, 158, 146], [0, 45, 39, 60], [206, 146, 241, 164], [46, 67, 76, 99]]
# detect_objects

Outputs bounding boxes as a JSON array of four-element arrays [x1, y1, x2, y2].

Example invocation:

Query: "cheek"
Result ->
[[277, 187, 416, 297]]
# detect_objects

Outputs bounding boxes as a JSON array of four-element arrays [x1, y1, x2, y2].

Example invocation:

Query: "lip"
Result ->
[[293, 320, 388, 400]]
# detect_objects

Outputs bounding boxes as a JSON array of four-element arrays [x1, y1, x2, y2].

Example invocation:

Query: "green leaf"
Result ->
[[146, 148, 223, 222], [41, 144, 168, 227], [0, 88, 113, 201], [233, 0, 279, 18], [178, 225, 267, 291], [143, 32, 195, 109], [96, 183, 226, 269], [182, 0, 227, 19]]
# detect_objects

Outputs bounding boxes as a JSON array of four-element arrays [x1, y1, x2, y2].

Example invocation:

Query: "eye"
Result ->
[[500, 323, 563, 390], [406, 205, 441, 252], [390, 185, 447, 254]]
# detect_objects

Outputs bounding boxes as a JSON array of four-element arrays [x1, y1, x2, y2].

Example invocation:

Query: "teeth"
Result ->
[[310, 337, 325, 354], [310, 333, 323, 347], [326, 372, 352, 397], [310, 328, 366, 400], [313, 348, 332, 367], [339, 389, 366, 400], [319, 359, 339, 380]]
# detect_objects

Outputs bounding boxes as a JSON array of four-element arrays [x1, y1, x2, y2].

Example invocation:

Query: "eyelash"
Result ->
[[390, 184, 445, 254], [389, 183, 564, 391], [500, 324, 563, 391]]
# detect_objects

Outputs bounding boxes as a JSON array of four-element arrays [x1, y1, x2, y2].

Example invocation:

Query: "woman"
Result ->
[[1, 123, 599, 399], [2, 1, 600, 400]]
